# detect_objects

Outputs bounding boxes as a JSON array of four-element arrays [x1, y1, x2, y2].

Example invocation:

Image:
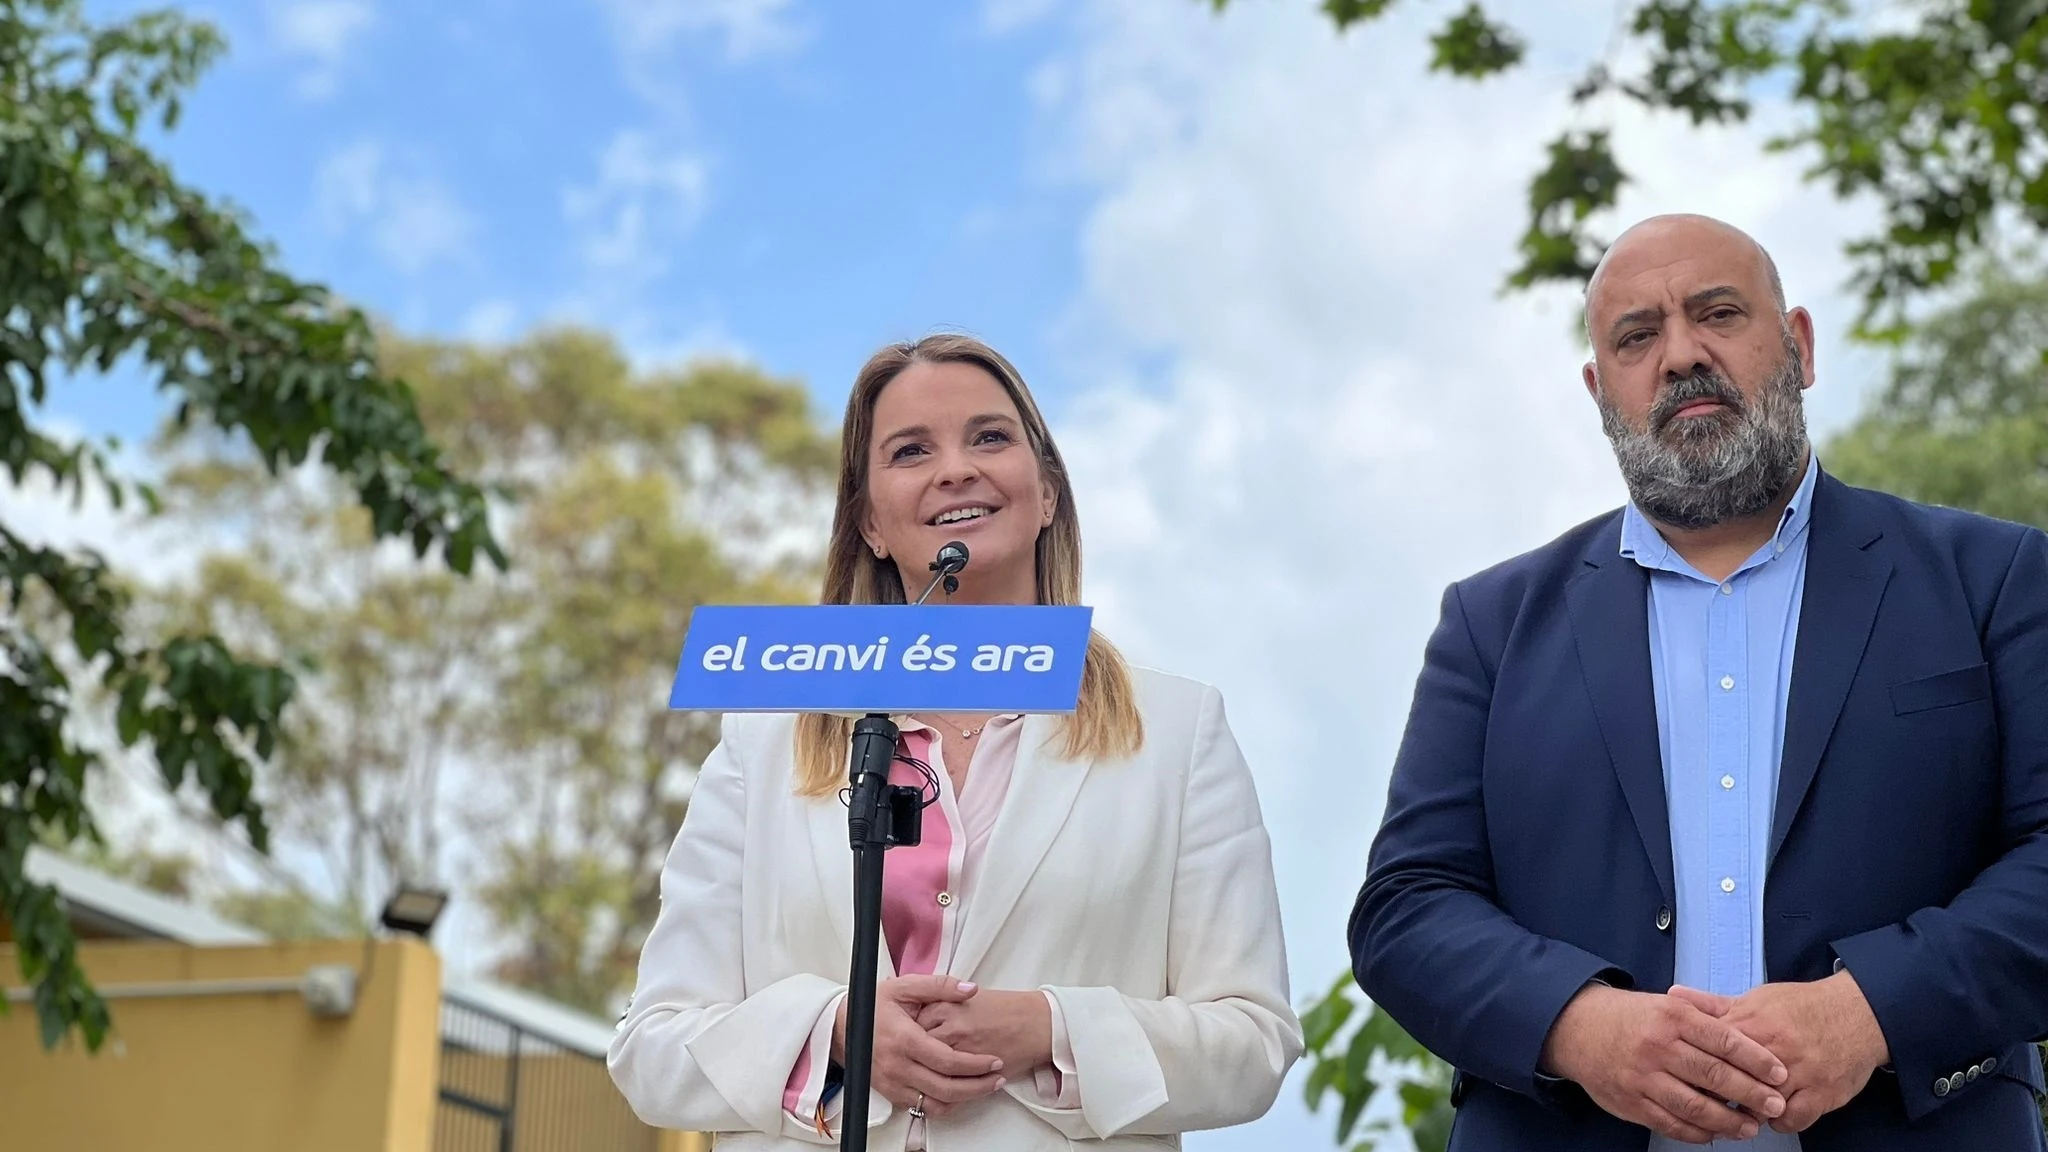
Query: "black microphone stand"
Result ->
[[838, 546, 965, 1151]]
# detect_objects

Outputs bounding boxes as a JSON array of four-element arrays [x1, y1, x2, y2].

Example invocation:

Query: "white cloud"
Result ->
[[267, 0, 376, 100], [592, 0, 808, 109], [983, 0, 1065, 35], [562, 130, 710, 286], [545, 131, 719, 366], [1023, 2, 1885, 1147], [619, 318, 755, 376], [460, 299, 521, 344], [595, 0, 809, 65], [314, 140, 479, 277]]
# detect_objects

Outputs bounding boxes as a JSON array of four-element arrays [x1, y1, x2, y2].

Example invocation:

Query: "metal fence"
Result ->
[[435, 991, 659, 1152]]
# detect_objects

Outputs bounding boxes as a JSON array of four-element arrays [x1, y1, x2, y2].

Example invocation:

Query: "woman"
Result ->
[[609, 334, 1301, 1149]]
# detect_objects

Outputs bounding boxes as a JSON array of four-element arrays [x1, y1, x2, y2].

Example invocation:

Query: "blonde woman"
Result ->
[[609, 334, 1301, 1150]]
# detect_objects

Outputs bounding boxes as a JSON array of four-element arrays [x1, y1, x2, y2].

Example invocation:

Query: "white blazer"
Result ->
[[609, 665, 1302, 1150]]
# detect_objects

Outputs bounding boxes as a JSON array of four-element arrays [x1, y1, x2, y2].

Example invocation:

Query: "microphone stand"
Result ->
[[838, 550, 963, 1151]]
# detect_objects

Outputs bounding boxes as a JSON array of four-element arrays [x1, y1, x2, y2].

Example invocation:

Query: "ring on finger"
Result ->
[[909, 1092, 926, 1120]]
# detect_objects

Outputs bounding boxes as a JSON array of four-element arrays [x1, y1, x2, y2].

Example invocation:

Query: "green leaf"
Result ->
[[1429, 4, 1525, 78], [1337, 1021, 1379, 1141], [1508, 130, 1626, 291], [1399, 1078, 1446, 1123], [1300, 982, 1359, 1053], [1304, 1051, 1345, 1109], [1411, 1099, 1456, 1152], [1319, 0, 1397, 31], [19, 199, 49, 246]]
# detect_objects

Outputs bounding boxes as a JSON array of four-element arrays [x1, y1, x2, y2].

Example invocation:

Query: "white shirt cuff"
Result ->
[[1032, 988, 1082, 1108], [783, 991, 849, 1131]]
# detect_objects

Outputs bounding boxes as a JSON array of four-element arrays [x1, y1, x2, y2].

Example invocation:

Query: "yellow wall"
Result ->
[[0, 938, 441, 1152]]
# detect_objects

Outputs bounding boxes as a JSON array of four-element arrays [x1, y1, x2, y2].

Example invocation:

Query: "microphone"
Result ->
[[913, 541, 969, 605], [932, 541, 969, 575]]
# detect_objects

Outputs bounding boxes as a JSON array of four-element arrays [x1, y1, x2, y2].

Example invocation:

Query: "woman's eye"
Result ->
[[975, 429, 1012, 445], [891, 443, 926, 460]]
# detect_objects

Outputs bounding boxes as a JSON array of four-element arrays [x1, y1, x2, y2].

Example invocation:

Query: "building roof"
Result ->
[[25, 846, 617, 1059]]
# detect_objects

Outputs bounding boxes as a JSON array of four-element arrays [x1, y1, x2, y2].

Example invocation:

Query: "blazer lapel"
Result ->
[[947, 716, 1093, 979], [1566, 538, 1676, 904], [1772, 475, 1891, 867]]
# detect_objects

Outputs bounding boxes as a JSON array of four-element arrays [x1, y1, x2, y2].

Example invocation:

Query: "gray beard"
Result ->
[[1597, 335, 1810, 530]]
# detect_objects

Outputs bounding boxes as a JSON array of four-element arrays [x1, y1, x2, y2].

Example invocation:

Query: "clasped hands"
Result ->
[[1540, 971, 1891, 1144], [830, 974, 1053, 1118]]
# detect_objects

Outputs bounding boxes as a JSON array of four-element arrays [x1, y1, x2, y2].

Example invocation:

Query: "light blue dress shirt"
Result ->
[[1620, 453, 1819, 1152]]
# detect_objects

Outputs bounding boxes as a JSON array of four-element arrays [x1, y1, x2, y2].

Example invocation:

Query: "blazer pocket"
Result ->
[[1890, 662, 1993, 716]]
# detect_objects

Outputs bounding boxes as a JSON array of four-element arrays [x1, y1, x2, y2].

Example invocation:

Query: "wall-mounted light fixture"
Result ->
[[378, 885, 449, 940]]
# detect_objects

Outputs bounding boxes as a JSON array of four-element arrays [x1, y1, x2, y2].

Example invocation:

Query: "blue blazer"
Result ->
[[1350, 470, 2048, 1151]]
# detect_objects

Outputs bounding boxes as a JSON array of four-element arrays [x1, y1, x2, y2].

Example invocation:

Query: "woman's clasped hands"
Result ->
[[831, 974, 1055, 1118]]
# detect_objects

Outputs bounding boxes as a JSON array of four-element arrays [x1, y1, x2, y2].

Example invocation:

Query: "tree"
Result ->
[[1299, 973, 1454, 1152], [0, 0, 502, 1051], [1208, 0, 2048, 340], [1825, 255, 2048, 523], [140, 325, 834, 1017]]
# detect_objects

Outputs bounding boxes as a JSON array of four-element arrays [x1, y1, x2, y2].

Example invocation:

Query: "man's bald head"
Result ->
[[1585, 214, 1785, 344], [1577, 212, 1818, 531]]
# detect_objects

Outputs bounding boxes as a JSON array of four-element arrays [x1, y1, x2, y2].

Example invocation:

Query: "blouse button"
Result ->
[[935, 892, 953, 907]]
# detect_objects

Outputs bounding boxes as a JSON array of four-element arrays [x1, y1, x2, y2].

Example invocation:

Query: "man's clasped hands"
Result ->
[[828, 974, 1054, 1118], [1539, 971, 1892, 1143]]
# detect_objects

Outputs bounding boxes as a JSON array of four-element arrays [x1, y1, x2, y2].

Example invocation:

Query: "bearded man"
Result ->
[[1348, 213, 2048, 1151]]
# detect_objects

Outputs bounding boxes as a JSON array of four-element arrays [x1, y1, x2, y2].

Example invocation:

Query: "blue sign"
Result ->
[[669, 604, 1094, 714]]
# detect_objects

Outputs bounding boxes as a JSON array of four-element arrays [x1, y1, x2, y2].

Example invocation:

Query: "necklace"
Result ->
[[923, 716, 988, 740]]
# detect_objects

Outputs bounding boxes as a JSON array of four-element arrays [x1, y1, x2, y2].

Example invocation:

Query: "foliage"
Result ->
[[1208, 0, 2048, 340], [0, 0, 500, 1051], [210, 888, 362, 941], [144, 325, 833, 1017], [1824, 256, 2048, 526], [1299, 972, 1454, 1152]]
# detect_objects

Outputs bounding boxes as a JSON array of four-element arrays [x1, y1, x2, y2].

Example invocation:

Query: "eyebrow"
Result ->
[[877, 412, 1020, 448], [1607, 285, 1744, 343]]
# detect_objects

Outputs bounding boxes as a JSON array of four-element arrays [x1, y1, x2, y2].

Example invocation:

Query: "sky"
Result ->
[[10, 0, 1908, 1148]]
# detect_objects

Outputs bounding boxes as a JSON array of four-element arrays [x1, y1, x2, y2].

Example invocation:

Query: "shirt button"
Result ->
[[1720, 675, 1735, 690], [1720, 775, 1735, 790], [935, 892, 953, 907], [1720, 877, 1736, 893], [1719, 583, 1733, 595]]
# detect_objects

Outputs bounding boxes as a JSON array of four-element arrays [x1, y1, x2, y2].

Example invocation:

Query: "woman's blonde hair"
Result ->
[[790, 333, 1143, 796]]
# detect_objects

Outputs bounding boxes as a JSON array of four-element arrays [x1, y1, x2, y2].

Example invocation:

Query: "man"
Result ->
[[1349, 213, 2048, 1150]]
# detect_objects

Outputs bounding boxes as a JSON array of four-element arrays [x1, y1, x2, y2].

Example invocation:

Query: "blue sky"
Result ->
[[31, 2, 1901, 1149], [64, 0, 1095, 449]]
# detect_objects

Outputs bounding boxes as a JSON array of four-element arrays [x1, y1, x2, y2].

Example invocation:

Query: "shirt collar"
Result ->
[[1619, 452, 1820, 575]]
